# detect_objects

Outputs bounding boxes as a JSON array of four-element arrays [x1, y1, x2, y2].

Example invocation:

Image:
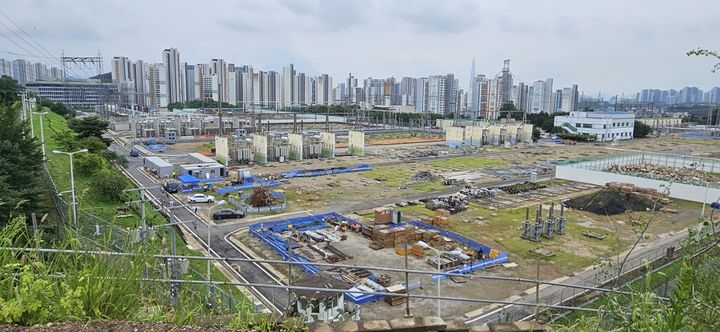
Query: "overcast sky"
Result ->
[[2, 0, 719, 96]]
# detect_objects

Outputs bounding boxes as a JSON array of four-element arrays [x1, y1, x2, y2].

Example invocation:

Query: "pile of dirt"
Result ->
[[565, 189, 657, 215]]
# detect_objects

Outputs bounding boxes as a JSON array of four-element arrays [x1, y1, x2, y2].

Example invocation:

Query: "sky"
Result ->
[[1, 0, 719, 97]]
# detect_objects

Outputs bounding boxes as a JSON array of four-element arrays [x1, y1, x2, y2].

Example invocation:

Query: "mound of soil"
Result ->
[[565, 189, 657, 215]]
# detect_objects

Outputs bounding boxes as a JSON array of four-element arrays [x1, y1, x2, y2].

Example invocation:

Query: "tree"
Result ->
[[51, 129, 78, 152], [0, 75, 22, 106], [634, 120, 652, 138], [91, 169, 128, 202], [79, 136, 108, 153], [550, 126, 567, 134], [0, 88, 42, 223], [531, 128, 541, 141], [100, 150, 128, 168], [38, 99, 75, 117], [687, 48, 720, 73], [248, 187, 275, 207], [498, 102, 520, 119], [68, 116, 109, 139], [74, 153, 104, 175]]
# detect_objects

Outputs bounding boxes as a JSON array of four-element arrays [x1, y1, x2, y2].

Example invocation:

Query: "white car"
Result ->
[[187, 193, 215, 203]]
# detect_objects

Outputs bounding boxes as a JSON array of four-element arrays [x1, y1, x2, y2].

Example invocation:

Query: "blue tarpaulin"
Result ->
[[215, 178, 280, 194], [281, 164, 373, 178], [178, 174, 200, 184]]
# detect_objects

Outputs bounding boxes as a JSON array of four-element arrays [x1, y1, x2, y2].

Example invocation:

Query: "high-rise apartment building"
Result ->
[[560, 84, 579, 113], [148, 63, 168, 109], [162, 48, 185, 103]]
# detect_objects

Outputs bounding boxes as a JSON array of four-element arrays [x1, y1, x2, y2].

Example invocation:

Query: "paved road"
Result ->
[[110, 141, 287, 313]]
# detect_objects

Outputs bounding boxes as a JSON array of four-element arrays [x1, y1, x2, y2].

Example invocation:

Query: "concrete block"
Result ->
[[387, 317, 416, 331], [310, 322, 334, 332], [469, 324, 490, 332], [420, 316, 447, 330], [444, 320, 470, 332], [359, 320, 392, 331], [338, 320, 359, 332]]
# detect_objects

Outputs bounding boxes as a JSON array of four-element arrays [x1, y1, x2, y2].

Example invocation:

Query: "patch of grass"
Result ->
[[428, 156, 510, 170], [360, 166, 416, 186], [195, 142, 214, 152], [408, 180, 446, 192], [446, 203, 622, 274]]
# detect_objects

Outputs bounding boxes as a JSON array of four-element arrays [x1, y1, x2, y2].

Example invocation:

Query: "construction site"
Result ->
[[107, 108, 720, 320]]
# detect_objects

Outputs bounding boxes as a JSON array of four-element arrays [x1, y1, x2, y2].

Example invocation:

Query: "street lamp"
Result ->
[[206, 200, 226, 305], [33, 111, 48, 161], [52, 149, 88, 228], [418, 240, 442, 318]]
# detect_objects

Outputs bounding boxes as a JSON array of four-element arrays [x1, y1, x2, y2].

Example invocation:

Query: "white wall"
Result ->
[[214, 136, 229, 165], [288, 133, 304, 161], [556, 166, 720, 204], [348, 131, 365, 156]]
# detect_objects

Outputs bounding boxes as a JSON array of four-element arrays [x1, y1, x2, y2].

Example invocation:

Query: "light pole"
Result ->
[[52, 149, 88, 228], [418, 240, 442, 318], [207, 200, 226, 304], [33, 111, 48, 161]]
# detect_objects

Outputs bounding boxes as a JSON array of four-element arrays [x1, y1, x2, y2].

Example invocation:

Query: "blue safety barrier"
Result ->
[[215, 178, 280, 194], [430, 252, 509, 282], [248, 213, 355, 276], [281, 164, 373, 178]]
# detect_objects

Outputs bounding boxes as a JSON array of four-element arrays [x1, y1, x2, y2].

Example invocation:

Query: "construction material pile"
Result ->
[[606, 163, 718, 185], [419, 209, 451, 228], [409, 171, 438, 183], [565, 189, 658, 215], [460, 187, 500, 198], [423, 193, 469, 213], [368, 225, 429, 249], [497, 181, 547, 194]]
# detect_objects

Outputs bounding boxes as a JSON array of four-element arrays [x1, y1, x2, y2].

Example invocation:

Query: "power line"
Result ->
[[0, 9, 59, 60]]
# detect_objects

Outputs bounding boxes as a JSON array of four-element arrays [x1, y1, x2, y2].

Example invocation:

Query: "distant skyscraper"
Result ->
[[210, 58, 228, 103], [281, 64, 296, 108], [162, 48, 185, 104], [468, 58, 476, 91], [148, 63, 168, 109], [12, 59, 27, 85], [708, 87, 720, 104], [498, 59, 513, 104], [316, 74, 332, 105], [131, 60, 147, 110], [184, 63, 195, 102], [469, 74, 485, 119], [111, 56, 131, 84], [560, 84, 579, 113]]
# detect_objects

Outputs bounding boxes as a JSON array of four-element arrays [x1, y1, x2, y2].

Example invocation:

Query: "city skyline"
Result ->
[[1, 0, 719, 97]]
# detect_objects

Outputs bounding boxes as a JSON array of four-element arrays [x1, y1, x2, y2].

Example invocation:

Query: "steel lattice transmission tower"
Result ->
[[61, 50, 103, 80]]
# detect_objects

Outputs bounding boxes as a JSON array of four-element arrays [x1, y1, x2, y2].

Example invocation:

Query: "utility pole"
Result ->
[[33, 111, 48, 161]]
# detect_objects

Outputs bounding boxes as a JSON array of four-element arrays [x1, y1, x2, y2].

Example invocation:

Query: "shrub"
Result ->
[[91, 169, 128, 201]]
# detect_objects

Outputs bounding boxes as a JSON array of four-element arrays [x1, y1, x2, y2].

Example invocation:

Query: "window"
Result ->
[[575, 123, 581, 127], [583, 123, 592, 128]]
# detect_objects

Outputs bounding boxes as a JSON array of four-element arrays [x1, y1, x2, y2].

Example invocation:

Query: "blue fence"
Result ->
[[216, 177, 280, 194], [281, 164, 373, 178], [248, 213, 354, 276], [249, 213, 508, 301]]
